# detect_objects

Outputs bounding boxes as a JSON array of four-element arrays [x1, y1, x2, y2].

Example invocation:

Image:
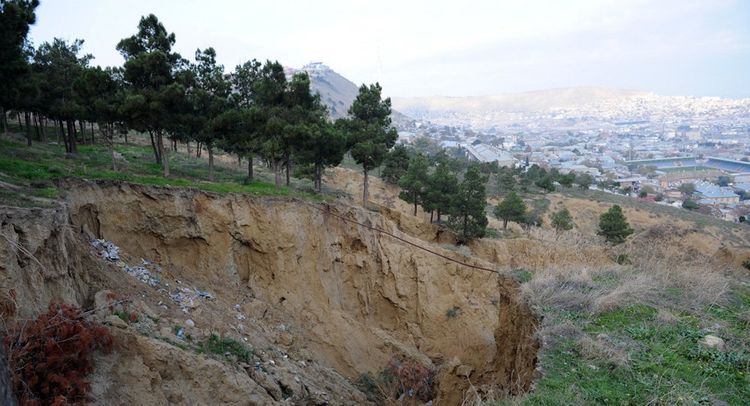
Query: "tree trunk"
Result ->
[[285, 157, 291, 186], [208, 144, 214, 181], [0, 106, 7, 136], [38, 115, 46, 141], [59, 120, 69, 152], [157, 131, 169, 177], [33, 113, 40, 141], [413, 198, 418, 216], [430, 210, 434, 223], [66, 120, 77, 153], [148, 130, 161, 164], [24, 112, 32, 146], [437, 208, 442, 223], [186, 141, 191, 155], [246, 155, 254, 183], [124, 130, 128, 145], [363, 168, 369, 206], [274, 160, 281, 188], [107, 124, 117, 172], [78, 120, 85, 144], [503, 219, 508, 229], [314, 163, 322, 193], [90, 122, 95, 144], [196, 142, 202, 157], [17, 113, 22, 130]]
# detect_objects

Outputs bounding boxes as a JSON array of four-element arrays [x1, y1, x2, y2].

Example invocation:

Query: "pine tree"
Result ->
[[0, 0, 39, 135], [398, 154, 429, 216], [381, 144, 411, 184], [117, 14, 185, 177], [493, 191, 527, 229], [341, 83, 398, 206], [424, 160, 458, 223], [551, 207, 574, 236], [597, 205, 633, 244], [447, 164, 488, 243]]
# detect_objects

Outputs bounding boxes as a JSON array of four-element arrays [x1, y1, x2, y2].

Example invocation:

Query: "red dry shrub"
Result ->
[[380, 356, 436, 402], [3, 303, 113, 405]]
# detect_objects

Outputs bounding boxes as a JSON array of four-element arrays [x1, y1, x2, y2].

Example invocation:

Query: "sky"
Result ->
[[28, 0, 750, 98]]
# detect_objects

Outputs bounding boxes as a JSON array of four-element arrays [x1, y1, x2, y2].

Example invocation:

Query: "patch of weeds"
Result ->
[[588, 304, 657, 332], [615, 253, 630, 265], [510, 268, 533, 283], [445, 306, 461, 319], [197, 334, 253, 364]]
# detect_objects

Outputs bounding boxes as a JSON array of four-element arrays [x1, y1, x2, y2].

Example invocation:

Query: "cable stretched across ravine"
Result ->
[[302, 200, 501, 275]]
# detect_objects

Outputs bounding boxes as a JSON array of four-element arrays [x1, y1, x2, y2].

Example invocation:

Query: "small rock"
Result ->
[[700, 335, 725, 351], [455, 364, 474, 378], [185, 319, 195, 327], [159, 326, 172, 338], [105, 314, 128, 329]]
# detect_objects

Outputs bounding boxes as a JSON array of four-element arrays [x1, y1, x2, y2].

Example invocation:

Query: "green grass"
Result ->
[[197, 334, 253, 364], [0, 134, 329, 206], [501, 292, 750, 405]]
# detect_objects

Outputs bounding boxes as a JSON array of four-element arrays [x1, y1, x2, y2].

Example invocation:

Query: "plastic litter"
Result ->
[[176, 327, 185, 340], [124, 265, 161, 287], [185, 319, 195, 327], [91, 239, 120, 261], [170, 287, 216, 313]]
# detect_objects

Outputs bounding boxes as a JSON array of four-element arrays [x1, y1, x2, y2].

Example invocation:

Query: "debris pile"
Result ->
[[91, 239, 120, 261], [124, 265, 161, 287]]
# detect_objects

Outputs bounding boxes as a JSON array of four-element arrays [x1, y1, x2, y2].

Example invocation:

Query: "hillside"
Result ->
[[1, 133, 750, 404]]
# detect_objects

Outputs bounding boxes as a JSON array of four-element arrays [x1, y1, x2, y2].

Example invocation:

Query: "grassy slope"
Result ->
[[0, 135, 326, 207]]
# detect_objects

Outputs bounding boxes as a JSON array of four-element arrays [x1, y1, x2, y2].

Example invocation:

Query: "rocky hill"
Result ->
[[288, 62, 412, 124]]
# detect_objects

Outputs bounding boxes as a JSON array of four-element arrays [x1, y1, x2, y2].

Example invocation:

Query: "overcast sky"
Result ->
[[28, 0, 750, 98]]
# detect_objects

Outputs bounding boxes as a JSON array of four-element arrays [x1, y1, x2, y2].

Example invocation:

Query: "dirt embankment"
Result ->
[[1, 179, 540, 405]]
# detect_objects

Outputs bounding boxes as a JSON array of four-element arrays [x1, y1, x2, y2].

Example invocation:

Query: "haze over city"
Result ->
[[29, 0, 750, 98]]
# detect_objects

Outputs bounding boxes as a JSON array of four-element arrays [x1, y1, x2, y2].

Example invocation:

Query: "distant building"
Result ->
[[704, 157, 750, 174], [464, 144, 516, 167], [615, 176, 647, 189], [695, 182, 739, 205]]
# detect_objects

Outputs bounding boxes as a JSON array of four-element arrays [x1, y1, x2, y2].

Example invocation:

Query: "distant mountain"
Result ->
[[287, 62, 411, 124]]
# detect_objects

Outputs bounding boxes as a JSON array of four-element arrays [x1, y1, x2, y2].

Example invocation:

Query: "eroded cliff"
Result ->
[[1, 179, 540, 404]]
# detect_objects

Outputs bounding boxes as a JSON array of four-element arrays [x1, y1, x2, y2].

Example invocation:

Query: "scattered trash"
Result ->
[[91, 239, 162, 287], [124, 265, 161, 287], [170, 287, 216, 313], [176, 327, 185, 340], [236, 314, 246, 321], [91, 239, 120, 261], [185, 319, 195, 327]]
